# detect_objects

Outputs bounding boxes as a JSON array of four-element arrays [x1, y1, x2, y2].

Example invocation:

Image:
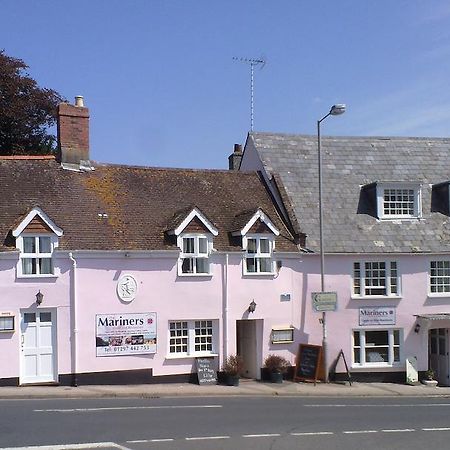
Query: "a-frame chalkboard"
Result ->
[[294, 344, 322, 385]]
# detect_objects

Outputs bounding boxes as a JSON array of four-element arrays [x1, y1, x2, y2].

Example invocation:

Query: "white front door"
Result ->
[[20, 309, 57, 384]]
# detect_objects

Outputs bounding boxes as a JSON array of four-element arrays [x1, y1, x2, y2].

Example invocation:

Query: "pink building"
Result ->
[[240, 132, 450, 385], [0, 99, 302, 386]]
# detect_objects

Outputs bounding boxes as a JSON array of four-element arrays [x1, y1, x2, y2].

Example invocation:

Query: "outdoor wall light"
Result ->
[[35, 290, 44, 306], [414, 322, 421, 333], [248, 300, 257, 314]]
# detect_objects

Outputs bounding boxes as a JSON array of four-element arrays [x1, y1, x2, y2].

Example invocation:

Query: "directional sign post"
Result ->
[[312, 292, 337, 312]]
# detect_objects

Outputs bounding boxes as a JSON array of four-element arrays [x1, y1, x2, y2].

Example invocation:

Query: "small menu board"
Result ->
[[294, 344, 322, 384], [196, 357, 217, 385]]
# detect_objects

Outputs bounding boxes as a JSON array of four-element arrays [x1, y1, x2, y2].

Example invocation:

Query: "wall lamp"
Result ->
[[414, 322, 421, 333], [35, 290, 44, 306], [248, 300, 257, 314]]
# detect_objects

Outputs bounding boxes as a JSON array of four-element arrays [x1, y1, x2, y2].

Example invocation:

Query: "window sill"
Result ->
[[351, 295, 402, 300], [351, 363, 402, 370], [427, 293, 450, 299], [16, 274, 58, 280], [177, 273, 213, 278], [243, 272, 276, 277], [166, 353, 218, 360]]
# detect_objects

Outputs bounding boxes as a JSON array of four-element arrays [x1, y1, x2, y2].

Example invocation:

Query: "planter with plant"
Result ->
[[264, 354, 290, 383], [222, 355, 244, 386], [422, 368, 438, 386]]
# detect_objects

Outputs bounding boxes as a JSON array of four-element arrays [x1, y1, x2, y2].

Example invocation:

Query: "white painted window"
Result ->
[[244, 235, 274, 274], [376, 184, 421, 219], [353, 329, 401, 366], [17, 235, 58, 277], [168, 320, 217, 357], [430, 260, 450, 294], [353, 261, 399, 297], [178, 235, 211, 275]]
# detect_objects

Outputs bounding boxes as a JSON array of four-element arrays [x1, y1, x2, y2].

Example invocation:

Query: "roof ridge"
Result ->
[[0, 155, 55, 160]]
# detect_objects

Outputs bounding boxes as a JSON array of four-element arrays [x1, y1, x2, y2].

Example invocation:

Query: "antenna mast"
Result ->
[[233, 56, 266, 132]]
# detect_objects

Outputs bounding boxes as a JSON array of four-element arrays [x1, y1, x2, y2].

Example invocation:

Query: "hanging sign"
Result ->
[[96, 312, 157, 356], [312, 292, 337, 312]]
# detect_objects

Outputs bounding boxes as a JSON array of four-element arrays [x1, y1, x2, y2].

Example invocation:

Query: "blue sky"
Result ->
[[2, 1, 450, 168]]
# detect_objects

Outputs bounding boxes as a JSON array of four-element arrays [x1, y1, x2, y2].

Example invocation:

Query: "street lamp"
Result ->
[[317, 104, 346, 383]]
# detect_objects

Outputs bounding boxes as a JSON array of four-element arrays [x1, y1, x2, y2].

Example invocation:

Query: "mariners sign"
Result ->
[[359, 307, 396, 326]]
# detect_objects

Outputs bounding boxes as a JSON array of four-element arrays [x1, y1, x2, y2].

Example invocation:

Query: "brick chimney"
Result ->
[[228, 144, 243, 170], [57, 96, 92, 170]]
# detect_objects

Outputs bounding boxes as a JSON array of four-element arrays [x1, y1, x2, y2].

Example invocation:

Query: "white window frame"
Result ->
[[167, 319, 218, 358], [429, 259, 450, 295], [16, 234, 59, 278], [243, 234, 275, 275], [352, 260, 400, 298], [352, 328, 402, 367], [376, 183, 421, 220], [177, 234, 212, 276]]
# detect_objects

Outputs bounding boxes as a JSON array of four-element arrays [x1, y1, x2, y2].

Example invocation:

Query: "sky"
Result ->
[[2, 1, 450, 169]]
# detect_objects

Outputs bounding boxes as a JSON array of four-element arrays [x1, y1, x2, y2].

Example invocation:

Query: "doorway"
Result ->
[[20, 309, 57, 385], [429, 328, 449, 386], [236, 319, 263, 379]]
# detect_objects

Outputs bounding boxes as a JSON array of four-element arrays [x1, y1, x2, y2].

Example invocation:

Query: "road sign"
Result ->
[[312, 292, 337, 312]]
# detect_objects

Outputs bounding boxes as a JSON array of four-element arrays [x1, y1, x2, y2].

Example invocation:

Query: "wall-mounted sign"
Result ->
[[117, 275, 137, 302], [312, 292, 337, 312], [96, 312, 157, 356], [359, 306, 396, 326]]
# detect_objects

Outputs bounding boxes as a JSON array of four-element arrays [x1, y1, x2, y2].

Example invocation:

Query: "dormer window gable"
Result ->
[[12, 207, 63, 278], [233, 209, 279, 275], [360, 182, 422, 220], [170, 208, 217, 277]]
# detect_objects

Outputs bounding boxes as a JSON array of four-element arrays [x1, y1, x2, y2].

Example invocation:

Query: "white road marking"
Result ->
[[185, 436, 230, 441], [422, 427, 450, 431], [382, 429, 415, 433], [291, 432, 334, 436], [127, 439, 174, 443], [343, 430, 378, 434], [0, 443, 128, 450], [243, 433, 281, 438], [33, 405, 222, 412], [306, 403, 450, 408]]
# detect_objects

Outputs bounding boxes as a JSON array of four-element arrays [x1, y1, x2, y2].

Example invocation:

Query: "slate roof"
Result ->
[[0, 157, 297, 253], [248, 132, 450, 254]]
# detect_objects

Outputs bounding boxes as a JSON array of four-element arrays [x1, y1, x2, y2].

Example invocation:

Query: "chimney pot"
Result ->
[[75, 95, 84, 107]]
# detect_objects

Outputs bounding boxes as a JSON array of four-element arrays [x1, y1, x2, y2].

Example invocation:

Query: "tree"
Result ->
[[0, 50, 65, 155]]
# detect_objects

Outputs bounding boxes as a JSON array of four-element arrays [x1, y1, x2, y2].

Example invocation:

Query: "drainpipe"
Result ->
[[223, 253, 229, 365], [68, 252, 78, 387]]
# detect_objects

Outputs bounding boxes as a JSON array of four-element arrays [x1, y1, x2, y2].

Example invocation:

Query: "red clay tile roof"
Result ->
[[0, 159, 297, 252]]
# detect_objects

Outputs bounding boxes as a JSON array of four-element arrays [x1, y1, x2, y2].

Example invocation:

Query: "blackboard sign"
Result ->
[[294, 344, 322, 384], [196, 357, 217, 385]]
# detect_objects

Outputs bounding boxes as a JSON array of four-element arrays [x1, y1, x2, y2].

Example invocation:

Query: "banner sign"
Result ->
[[96, 313, 157, 357], [359, 307, 395, 326]]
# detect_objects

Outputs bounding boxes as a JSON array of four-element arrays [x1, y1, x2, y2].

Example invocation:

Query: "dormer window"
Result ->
[[180, 234, 211, 274], [376, 183, 421, 219], [232, 209, 280, 276], [168, 207, 218, 277], [244, 235, 274, 274], [12, 207, 63, 278]]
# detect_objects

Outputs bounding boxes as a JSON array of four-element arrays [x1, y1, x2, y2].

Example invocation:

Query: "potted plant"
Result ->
[[222, 355, 244, 386], [264, 354, 290, 383], [422, 368, 438, 386]]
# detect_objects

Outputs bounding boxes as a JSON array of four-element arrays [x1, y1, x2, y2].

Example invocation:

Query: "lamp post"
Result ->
[[317, 104, 346, 383]]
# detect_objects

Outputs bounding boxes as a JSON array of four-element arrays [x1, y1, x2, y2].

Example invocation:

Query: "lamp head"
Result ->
[[248, 300, 257, 314], [329, 104, 346, 116], [35, 290, 43, 306]]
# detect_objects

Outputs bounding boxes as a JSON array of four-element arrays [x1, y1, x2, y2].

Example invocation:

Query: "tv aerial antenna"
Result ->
[[233, 56, 266, 132]]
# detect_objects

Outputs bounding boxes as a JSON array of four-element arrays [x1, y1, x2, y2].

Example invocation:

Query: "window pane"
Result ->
[[23, 237, 35, 253], [196, 258, 208, 273], [353, 331, 360, 346], [354, 348, 361, 364], [366, 348, 388, 363], [181, 258, 194, 274], [183, 238, 194, 254], [365, 330, 388, 346], [247, 238, 257, 254], [39, 237, 51, 253], [39, 258, 52, 274], [259, 258, 272, 273], [260, 238, 270, 254], [198, 237, 207, 254], [24, 313, 36, 323], [246, 257, 256, 272], [40, 312, 51, 323], [22, 258, 36, 275]]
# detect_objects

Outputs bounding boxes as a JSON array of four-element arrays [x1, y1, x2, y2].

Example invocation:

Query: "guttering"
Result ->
[[68, 252, 78, 387], [223, 253, 229, 363], [56, 250, 179, 259]]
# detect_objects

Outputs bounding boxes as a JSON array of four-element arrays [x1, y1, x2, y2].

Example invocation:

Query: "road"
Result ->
[[2, 396, 450, 449]]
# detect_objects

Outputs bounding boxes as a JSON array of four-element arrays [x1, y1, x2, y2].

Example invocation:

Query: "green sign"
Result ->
[[312, 292, 337, 312]]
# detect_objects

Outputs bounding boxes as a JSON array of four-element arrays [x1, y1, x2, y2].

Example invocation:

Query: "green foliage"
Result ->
[[0, 50, 65, 155]]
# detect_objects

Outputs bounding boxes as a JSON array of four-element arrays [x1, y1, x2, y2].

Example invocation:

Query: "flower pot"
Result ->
[[270, 372, 283, 384], [226, 375, 240, 386]]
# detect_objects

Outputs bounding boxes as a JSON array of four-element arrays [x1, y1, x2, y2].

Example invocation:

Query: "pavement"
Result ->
[[1, 379, 450, 399]]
